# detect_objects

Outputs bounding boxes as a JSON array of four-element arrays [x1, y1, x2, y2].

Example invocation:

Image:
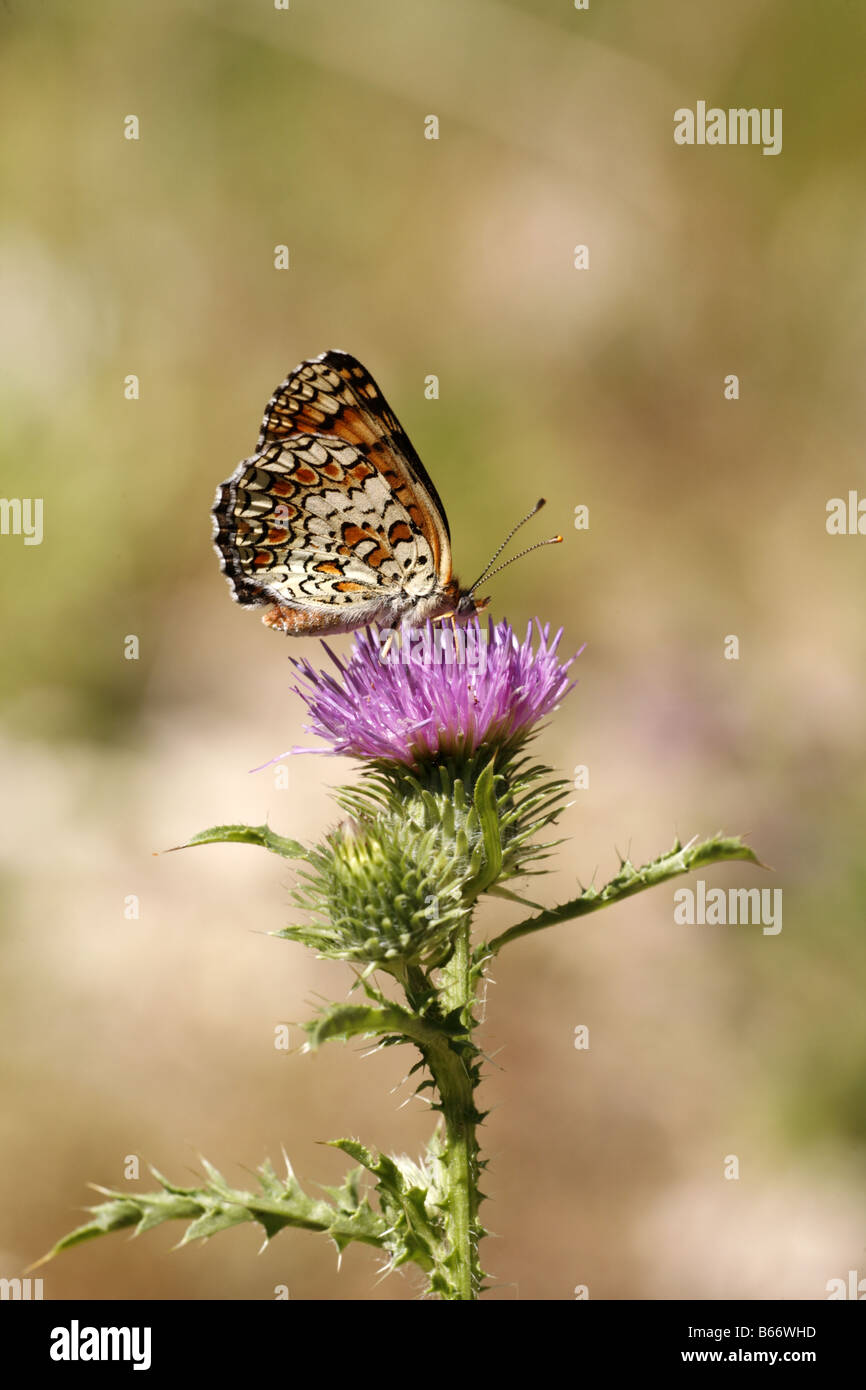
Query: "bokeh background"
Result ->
[[2, 0, 864, 1300]]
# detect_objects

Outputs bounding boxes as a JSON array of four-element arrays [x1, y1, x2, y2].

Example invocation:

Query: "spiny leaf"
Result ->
[[328, 1140, 446, 1274], [165, 823, 307, 859], [484, 833, 763, 956], [462, 759, 503, 899], [35, 1158, 389, 1269], [304, 1002, 464, 1051]]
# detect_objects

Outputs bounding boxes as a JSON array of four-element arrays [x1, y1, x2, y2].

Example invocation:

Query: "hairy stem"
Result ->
[[423, 915, 483, 1299]]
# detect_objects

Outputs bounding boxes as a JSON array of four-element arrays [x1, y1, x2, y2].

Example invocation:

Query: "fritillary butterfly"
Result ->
[[212, 350, 559, 636]]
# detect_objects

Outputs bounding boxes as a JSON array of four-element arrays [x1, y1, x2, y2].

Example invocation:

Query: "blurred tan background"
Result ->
[[1, 0, 864, 1300]]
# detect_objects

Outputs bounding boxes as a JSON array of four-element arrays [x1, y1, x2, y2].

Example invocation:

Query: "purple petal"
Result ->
[[280, 618, 580, 768]]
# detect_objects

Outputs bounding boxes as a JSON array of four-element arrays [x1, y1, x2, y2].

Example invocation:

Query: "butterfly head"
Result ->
[[434, 580, 489, 625], [454, 588, 491, 619]]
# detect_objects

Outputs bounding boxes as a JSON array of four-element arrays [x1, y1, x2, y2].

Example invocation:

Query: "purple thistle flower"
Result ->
[[281, 618, 580, 768]]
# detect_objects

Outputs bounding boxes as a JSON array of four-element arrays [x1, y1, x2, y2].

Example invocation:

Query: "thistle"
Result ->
[[41, 618, 759, 1299]]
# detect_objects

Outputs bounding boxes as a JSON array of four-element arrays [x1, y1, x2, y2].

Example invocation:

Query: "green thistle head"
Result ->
[[283, 812, 469, 969]]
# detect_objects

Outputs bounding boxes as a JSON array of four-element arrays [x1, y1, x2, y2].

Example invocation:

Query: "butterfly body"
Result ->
[[213, 350, 487, 635]]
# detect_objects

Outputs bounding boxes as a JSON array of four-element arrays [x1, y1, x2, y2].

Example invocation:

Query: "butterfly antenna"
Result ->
[[469, 533, 563, 591], [468, 498, 561, 593], [469, 498, 550, 592]]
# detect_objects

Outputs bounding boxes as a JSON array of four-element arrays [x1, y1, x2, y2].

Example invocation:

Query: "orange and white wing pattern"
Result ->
[[212, 351, 457, 634]]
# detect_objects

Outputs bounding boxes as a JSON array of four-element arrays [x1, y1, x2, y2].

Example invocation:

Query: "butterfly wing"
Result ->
[[213, 352, 454, 631], [260, 351, 452, 566]]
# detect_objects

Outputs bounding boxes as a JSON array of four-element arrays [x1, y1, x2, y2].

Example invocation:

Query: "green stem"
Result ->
[[424, 914, 482, 1300]]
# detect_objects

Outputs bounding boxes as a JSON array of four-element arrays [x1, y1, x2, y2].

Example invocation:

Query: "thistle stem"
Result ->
[[424, 914, 482, 1299]]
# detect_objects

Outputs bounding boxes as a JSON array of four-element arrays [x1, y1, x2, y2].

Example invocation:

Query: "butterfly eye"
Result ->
[[456, 592, 489, 617]]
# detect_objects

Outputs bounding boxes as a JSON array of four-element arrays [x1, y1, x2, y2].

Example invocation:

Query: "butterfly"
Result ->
[[212, 350, 560, 636]]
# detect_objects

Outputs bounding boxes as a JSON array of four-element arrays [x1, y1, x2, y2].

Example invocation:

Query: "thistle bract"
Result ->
[[284, 812, 469, 968]]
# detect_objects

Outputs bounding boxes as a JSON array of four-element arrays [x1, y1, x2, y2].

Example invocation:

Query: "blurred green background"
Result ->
[[1, 0, 864, 1300]]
